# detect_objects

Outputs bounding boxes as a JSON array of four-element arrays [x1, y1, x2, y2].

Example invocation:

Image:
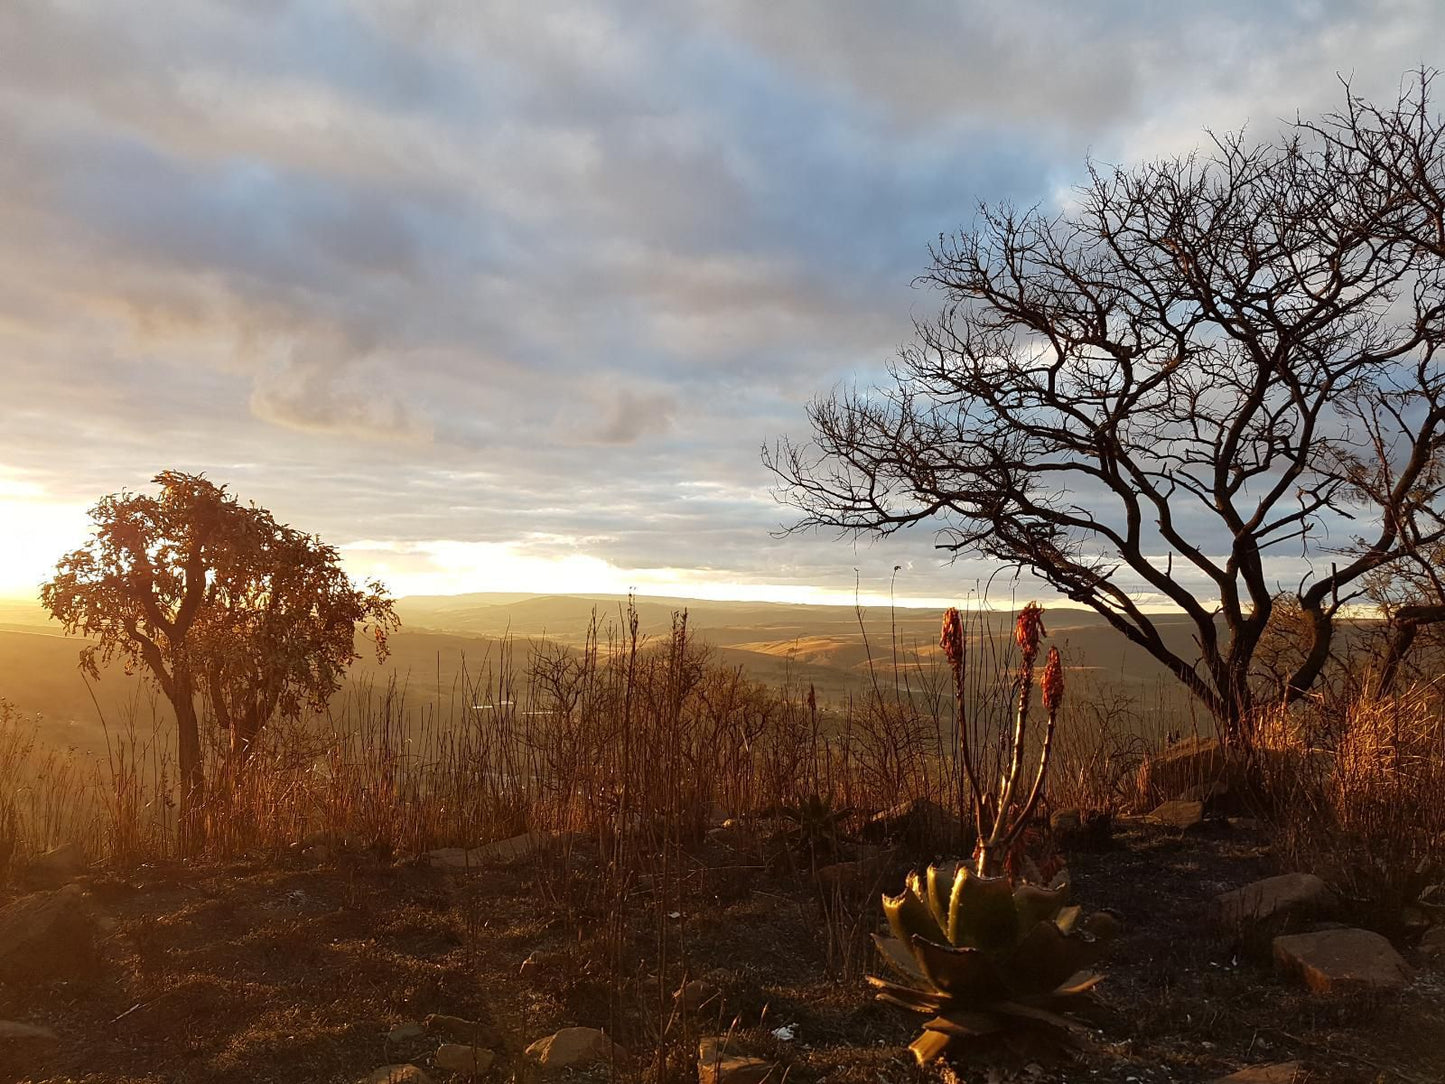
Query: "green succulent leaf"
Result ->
[[866, 975, 948, 1013], [1052, 971, 1104, 997], [947, 867, 1018, 950], [995, 1000, 1093, 1039], [872, 933, 926, 984], [927, 863, 962, 934], [883, 878, 946, 946], [1053, 904, 1082, 935], [1004, 920, 1105, 998], [922, 1009, 1002, 1037], [1013, 883, 1068, 931], [909, 1027, 954, 1066], [910, 935, 1007, 1004]]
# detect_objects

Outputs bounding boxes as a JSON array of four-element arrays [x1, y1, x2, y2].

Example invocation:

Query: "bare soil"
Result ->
[[3, 818, 1443, 1084]]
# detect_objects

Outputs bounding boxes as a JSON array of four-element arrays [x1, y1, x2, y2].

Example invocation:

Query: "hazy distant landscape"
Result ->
[[0, 591, 1200, 762]]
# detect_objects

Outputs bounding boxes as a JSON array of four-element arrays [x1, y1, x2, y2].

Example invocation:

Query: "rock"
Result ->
[[525, 1027, 627, 1069], [1138, 735, 1229, 802], [1212, 1063, 1302, 1083], [425, 1015, 498, 1046], [435, 1044, 494, 1075], [1419, 926, 1445, 960], [697, 1036, 775, 1084], [1273, 928, 1411, 993], [1051, 808, 1112, 850], [815, 855, 888, 895], [0, 1023, 58, 1063], [1145, 800, 1204, 830], [1179, 778, 1231, 806], [1215, 873, 1336, 927], [423, 848, 480, 869], [424, 831, 580, 870], [0, 883, 101, 982], [1420, 883, 1445, 921], [864, 798, 956, 845], [26, 843, 87, 887], [363, 1066, 434, 1084], [674, 978, 722, 1011], [388, 1022, 426, 1043], [1081, 910, 1123, 942], [1051, 810, 1083, 845]]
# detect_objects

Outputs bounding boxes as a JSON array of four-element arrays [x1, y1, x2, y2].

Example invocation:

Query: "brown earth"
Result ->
[[2, 818, 1442, 1084]]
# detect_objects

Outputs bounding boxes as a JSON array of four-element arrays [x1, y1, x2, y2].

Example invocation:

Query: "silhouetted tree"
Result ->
[[768, 73, 1445, 750], [40, 472, 396, 841]]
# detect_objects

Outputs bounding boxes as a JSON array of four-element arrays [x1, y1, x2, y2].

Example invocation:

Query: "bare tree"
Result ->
[[767, 73, 1445, 750]]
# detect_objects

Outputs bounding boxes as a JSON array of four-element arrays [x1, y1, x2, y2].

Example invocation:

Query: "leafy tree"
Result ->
[[41, 471, 396, 833], [768, 74, 1445, 749]]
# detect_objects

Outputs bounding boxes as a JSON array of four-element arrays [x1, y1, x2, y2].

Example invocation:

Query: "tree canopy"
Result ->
[[767, 73, 1445, 746], [41, 471, 397, 827]]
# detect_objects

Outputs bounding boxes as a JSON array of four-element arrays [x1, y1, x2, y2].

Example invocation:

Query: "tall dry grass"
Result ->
[[1258, 684, 1445, 921], [0, 603, 1184, 876]]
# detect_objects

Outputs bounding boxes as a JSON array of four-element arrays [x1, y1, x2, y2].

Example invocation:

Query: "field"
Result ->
[[1, 594, 1443, 1084]]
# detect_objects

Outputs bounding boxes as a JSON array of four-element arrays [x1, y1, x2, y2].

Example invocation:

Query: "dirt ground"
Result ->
[[3, 818, 1443, 1084]]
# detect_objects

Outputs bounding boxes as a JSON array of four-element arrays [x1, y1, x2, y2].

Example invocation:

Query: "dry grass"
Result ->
[[1258, 684, 1445, 922]]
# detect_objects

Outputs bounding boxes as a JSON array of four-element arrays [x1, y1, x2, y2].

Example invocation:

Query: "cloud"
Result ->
[[0, 1, 1441, 604]]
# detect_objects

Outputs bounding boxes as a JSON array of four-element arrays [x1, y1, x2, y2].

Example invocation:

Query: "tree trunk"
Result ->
[[172, 672, 204, 853], [229, 708, 261, 766]]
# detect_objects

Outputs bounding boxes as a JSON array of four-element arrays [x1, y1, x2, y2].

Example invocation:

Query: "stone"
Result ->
[[1211, 1063, 1302, 1083], [0, 883, 101, 982], [1419, 925, 1445, 960], [425, 1015, 498, 1046], [435, 1044, 494, 1075], [424, 831, 580, 870], [26, 842, 87, 887], [388, 1022, 426, 1043], [0, 1020, 59, 1048], [363, 1066, 434, 1084], [815, 855, 888, 894], [525, 1027, 627, 1070], [1215, 873, 1336, 927], [864, 798, 956, 844], [1145, 800, 1204, 830], [1050, 808, 1112, 850], [1050, 808, 1082, 836], [1138, 735, 1230, 801], [1081, 911, 1123, 942], [697, 1036, 775, 1084], [674, 978, 722, 1011], [1273, 928, 1411, 993], [1179, 778, 1231, 805]]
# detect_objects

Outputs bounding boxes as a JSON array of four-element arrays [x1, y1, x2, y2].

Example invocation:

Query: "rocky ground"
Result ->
[[1, 810, 1443, 1084]]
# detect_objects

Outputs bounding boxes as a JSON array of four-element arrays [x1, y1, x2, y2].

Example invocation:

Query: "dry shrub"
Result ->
[[1259, 684, 1445, 920], [0, 604, 1156, 887]]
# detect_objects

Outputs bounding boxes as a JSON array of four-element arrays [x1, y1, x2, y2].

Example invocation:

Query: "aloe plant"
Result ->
[[870, 861, 1113, 1065]]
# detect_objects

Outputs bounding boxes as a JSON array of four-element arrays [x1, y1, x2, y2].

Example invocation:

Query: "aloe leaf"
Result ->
[[1013, 883, 1067, 930], [926, 863, 960, 934], [1052, 971, 1104, 997], [923, 1009, 1002, 1037], [883, 881, 945, 946], [1053, 904, 1082, 935], [1004, 921, 1105, 998], [910, 936, 1006, 1004], [865, 974, 947, 1012], [872, 933, 926, 983], [994, 1000, 1093, 1037], [947, 867, 1018, 950], [908, 1027, 954, 1066]]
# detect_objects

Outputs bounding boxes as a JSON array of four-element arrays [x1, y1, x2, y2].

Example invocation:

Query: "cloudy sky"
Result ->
[[1, 1, 1442, 606]]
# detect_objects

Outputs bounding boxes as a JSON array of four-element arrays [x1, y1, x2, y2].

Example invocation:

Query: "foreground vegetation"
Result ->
[[1, 603, 1443, 1083]]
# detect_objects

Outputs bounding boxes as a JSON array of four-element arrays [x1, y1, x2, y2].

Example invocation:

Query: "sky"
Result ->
[[1, 0, 1443, 608]]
